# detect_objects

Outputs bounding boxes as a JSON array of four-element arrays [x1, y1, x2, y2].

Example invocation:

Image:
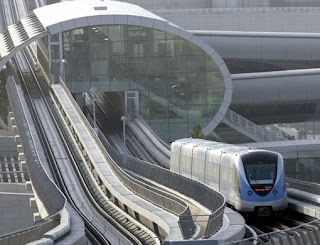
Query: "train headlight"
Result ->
[[247, 191, 252, 196], [273, 189, 278, 195]]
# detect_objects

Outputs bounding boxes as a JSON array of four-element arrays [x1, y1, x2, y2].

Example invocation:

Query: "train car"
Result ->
[[171, 138, 288, 215]]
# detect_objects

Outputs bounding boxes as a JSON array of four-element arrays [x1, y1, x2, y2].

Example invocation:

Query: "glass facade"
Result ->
[[284, 151, 320, 183], [62, 25, 225, 142]]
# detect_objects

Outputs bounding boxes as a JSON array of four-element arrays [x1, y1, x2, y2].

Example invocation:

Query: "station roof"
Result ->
[[33, 0, 171, 34]]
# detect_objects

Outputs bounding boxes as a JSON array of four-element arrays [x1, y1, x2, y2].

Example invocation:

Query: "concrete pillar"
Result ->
[[12, 125, 18, 135], [21, 161, 27, 171], [17, 144, 23, 153], [18, 152, 25, 162], [8, 117, 15, 130], [30, 197, 37, 208], [26, 181, 33, 192], [14, 135, 20, 144], [33, 213, 42, 222]]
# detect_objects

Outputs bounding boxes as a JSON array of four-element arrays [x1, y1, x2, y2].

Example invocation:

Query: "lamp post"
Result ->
[[121, 115, 127, 165], [61, 59, 68, 83], [90, 87, 98, 135]]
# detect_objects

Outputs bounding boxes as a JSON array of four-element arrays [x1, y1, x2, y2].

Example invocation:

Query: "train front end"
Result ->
[[237, 151, 288, 215]]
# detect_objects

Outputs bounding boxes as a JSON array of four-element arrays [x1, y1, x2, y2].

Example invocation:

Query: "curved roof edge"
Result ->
[[33, 0, 232, 133]]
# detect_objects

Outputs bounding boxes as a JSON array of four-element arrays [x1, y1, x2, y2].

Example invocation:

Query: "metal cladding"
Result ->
[[0, 13, 46, 69]]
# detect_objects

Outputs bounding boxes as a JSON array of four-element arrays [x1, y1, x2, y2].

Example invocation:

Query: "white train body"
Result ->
[[171, 138, 288, 214]]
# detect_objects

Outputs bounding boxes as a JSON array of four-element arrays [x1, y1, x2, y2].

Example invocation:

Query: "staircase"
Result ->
[[222, 109, 287, 142]]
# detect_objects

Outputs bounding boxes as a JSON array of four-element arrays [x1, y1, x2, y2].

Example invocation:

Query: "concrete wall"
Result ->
[[0, 136, 17, 154], [154, 8, 320, 32], [114, 0, 320, 9], [195, 33, 320, 63], [0, 183, 31, 193], [0, 192, 35, 235], [111, 0, 214, 9], [230, 70, 320, 123]]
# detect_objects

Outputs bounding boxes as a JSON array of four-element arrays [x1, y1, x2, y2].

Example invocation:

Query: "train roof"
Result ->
[[171, 138, 257, 155]]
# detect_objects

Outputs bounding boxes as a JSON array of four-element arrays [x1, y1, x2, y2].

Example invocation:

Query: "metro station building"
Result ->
[[34, 1, 231, 142]]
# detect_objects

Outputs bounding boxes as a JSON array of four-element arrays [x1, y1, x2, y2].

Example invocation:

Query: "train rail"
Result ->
[[12, 46, 111, 244], [84, 92, 169, 167]]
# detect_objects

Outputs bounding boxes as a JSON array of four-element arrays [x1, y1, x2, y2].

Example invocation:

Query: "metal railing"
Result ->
[[0, 215, 58, 245], [57, 79, 196, 239], [223, 109, 287, 142], [98, 129, 225, 238], [287, 177, 320, 195], [6, 78, 66, 243]]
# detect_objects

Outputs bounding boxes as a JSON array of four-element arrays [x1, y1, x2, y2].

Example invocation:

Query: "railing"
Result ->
[[223, 109, 287, 142], [6, 78, 66, 244], [0, 215, 58, 245], [57, 78, 196, 239], [98, 129, 225, 238], [287, 177, 320, 195]]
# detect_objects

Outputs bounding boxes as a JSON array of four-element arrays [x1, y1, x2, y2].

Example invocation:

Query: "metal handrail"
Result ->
[[98, 129, 225, 238], [287, 177, 320, 195], [223, 109, 286, 142]]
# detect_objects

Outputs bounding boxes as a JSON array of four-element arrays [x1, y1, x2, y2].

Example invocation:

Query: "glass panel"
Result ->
[[51, 45, 60, 60], [128, 57, 147, 74], [51, 34, 59, 43], [91, 61, 108, 76], [110, 57, 127, 80], [167, 56, 186, 73], [130, 74, 148, 90], [206, 55, 220, 72], [128, 26, 147, 41], [111, 41, 126, 57], [62, 24, 226, 142], [150, 29, 166, 40], [190, 90, 207, 105], [89, 42, 109, 60], [206, 71, 224, 89], [187, 72, 206, 89], [72, 60, 90, 75], [128, 40, 147, 57], [108, 25, 127, 41], [188, 105, 206, 122], [71, 42, 89, 59], [169, 105, 188, 121], [207, 89, 224, 104], [148, 56, 167, 73], [169, 123, 189, 142], [186, 41, 203, 56], [187, 55, 206, 72], [149, 74, 168, 92], [149, 40, 167, 57], [150, 123, 170, 142]]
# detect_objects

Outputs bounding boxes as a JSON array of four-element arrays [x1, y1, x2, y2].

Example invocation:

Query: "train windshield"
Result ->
[[244, 162, 277, 185]]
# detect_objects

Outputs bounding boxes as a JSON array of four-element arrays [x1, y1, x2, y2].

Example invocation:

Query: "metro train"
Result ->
[[170, 138, 288, 216]]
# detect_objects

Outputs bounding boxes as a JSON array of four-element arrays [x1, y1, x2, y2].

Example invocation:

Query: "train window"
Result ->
[[243, 161, 277, 185]]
